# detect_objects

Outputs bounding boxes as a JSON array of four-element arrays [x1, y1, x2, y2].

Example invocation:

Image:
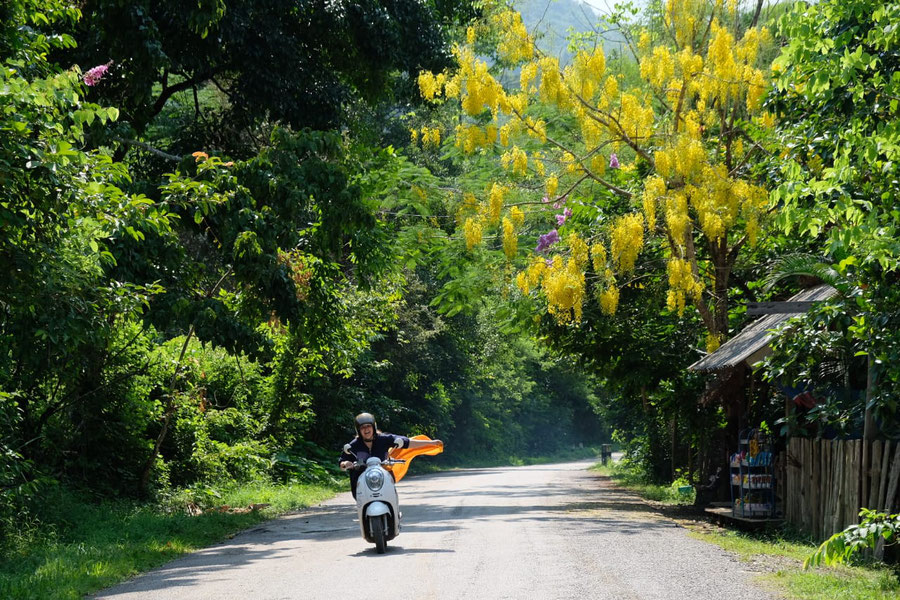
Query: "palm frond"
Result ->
[[763, 253, 847, 294]]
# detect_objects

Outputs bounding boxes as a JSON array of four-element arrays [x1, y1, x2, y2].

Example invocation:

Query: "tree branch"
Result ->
[[112, 136, 182, 162]]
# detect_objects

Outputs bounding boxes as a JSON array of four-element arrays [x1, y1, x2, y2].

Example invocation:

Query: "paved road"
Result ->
[[93, 461, 777, 600]]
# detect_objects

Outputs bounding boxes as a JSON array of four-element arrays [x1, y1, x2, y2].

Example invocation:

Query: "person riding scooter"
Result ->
[[338, 412, 442, 498]]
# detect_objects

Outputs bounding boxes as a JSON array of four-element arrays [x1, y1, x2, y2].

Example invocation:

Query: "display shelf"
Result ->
[[729, 428, 776, 519]]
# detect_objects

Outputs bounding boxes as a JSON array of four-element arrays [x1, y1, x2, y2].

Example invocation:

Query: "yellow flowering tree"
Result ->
[[415, 0, 776, 349]]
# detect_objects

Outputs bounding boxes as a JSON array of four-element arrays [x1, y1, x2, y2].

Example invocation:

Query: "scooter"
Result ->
[[343, 444, 406, 554]]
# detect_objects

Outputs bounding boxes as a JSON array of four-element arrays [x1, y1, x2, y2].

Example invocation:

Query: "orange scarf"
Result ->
[[387, 435, 443, 482]]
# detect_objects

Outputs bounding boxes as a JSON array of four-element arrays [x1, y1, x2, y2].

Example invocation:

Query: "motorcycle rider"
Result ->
[[339, 412, 441, 498]]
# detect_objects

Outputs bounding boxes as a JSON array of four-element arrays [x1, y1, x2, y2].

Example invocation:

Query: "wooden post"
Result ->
[[884, 443, 900, 514], [834, 441, 844, 534], [876, 444, 900, 561], [878, 442, 892, 510], [869, 440, 883, 510]]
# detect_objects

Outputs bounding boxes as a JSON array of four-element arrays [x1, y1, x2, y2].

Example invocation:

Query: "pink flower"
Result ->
[[541, 196, 551, 204], [609, 153, 620, 169], [83, 62, 112, 87]]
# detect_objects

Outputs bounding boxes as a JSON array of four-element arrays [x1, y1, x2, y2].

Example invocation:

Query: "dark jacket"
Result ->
[[339, 432, 410, 498]]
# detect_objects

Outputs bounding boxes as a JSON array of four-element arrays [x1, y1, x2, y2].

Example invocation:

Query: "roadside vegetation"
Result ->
[[0, 482, 339, 600], [597, 460, 900, 599]]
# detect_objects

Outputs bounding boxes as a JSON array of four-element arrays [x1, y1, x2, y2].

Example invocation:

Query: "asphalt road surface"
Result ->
[[93, 461, 777, 600]]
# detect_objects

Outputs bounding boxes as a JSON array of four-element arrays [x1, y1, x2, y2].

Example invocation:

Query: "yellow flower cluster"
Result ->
[[568, 48, 607, 100], [598, 284, 620, 316], [463, 217, 483, 251], [537, 57, 571, 108], [420, 126, 441, 148], [640, 46, 675, 89], [706, 332, 723, 353], [665, 191, 690, 246], [492, 10, 533, 63], [638, 30, 652, 52], [502, 217, 517, 260], [589, 153, 607, 176], [617, 93, 654, 142], [510, 206, 525, 228], [666, 257, 702, 315], [642, 175, 666, 231], [665, 0, 706, 48], [654, 136, 707, 182], [706, 23, 740, 104], [520, 61, 538, 93], [543, 257, 585, 323], [532, 154, 545, 176], [487, 183, 506, 225], [454, 123, 497, 154], [610, 213, 645, 273], [446, 48, 505, 117], [516, 255, 548, 295], [568, 233, 589, 270], [545, 174, 559, 198], [501, 146, 528, 176], [590, 243, 607, 274], [417, 71, 446, 101]]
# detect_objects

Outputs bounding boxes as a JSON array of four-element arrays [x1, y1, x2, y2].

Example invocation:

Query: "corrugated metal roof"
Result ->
[[688, 284, 839, 372]]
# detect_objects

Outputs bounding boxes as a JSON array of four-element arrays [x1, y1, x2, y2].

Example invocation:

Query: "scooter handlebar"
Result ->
[[342, 458, 406, 471]]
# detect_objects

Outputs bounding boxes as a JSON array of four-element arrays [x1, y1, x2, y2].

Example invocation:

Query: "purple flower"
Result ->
[[609, 153, 620, 169], [542, 196, 551, 204], [555, 207, 573, 227], [83, 62, 112, 87], [545, 258, 555, 267], [535, 229, 560, 253]]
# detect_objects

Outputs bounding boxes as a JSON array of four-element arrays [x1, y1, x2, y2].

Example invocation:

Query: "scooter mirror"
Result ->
[[343, 444, 355, 457]]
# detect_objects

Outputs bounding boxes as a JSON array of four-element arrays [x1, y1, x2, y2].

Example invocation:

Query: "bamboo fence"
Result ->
[[784, 438, 900, 541]]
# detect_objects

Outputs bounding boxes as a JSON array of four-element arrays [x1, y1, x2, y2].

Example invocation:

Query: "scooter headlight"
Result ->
[[364, 468, 384, 491]]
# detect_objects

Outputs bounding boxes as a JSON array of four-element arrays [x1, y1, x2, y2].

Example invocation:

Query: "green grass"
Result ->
[[687, 528, 900, 600], [0, 482, 338, 600], [590, 461, 696, 505]]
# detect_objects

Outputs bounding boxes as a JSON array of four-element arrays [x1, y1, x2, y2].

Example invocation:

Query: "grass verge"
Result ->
[[590, 461, 696, 504], [0, 482, 338, 600], [686, 527, 900, 600], [594, 459, 900, 599]]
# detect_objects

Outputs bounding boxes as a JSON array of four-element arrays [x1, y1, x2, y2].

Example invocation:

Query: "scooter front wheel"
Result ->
[[370, 515, 386, 554]]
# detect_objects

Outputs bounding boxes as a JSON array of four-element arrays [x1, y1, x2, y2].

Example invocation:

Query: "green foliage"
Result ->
[[0, 483, 335, 600], [64, 0, 473, 140], [805, 509, 900, 569], [762, 0, 900, 431]]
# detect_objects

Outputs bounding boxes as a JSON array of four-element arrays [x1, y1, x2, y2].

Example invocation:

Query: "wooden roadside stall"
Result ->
[[688, 285, 844, 529]]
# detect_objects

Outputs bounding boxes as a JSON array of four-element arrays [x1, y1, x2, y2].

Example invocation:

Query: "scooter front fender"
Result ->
[[365, 501, 391, 517]]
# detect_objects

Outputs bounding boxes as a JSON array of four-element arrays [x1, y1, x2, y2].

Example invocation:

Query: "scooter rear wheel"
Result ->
[[370, 515, 386, 554]]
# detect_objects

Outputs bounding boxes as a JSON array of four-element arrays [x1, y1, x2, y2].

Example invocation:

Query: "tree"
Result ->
[[62, 0, 476, 157], [763, 0, 900, 436], [414, 0, 778, 353]]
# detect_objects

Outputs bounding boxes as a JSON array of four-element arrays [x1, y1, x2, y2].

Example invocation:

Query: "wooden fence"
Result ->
[[784, 438, 900, 541]]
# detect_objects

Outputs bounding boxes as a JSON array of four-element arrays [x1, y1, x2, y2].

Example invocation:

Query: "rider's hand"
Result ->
[[340, 461, 353, 471]]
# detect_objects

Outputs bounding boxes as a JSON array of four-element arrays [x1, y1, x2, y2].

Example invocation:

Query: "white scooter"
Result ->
[[343, 444, 406, 554]]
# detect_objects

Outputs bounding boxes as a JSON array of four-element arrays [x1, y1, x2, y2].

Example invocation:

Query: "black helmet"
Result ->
[[354, 412, 377, 436]]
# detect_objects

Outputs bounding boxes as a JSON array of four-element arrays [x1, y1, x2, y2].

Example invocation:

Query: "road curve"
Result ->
[[92, 461, 777, 600]]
